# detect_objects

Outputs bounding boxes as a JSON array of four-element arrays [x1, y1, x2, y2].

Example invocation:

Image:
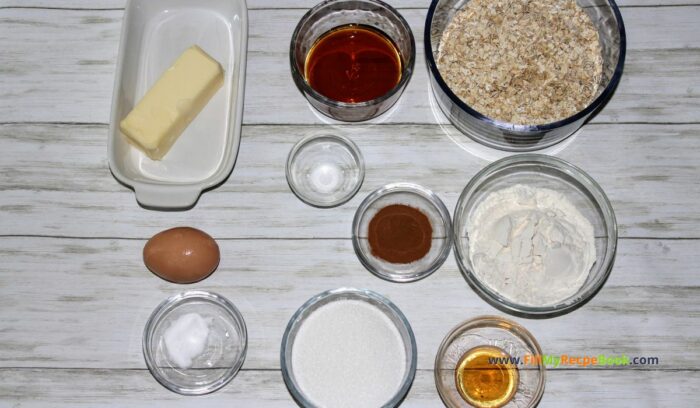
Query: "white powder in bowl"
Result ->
[[163, 312, 211, 369], [467, 184, 597, 306], [308, 162, 343, 194], [291, 299, 407, 408]]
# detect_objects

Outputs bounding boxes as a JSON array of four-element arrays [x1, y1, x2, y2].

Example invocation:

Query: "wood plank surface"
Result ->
[[1, 123, 699, 239], [1, 237, 698, 370], [1, 7, 699, 124], [0, 368, 697, 407], [3, 0, 699, 9], [1, 0, 699, 406]]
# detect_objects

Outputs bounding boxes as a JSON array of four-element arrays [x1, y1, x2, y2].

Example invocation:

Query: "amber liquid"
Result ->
[[455, 346, 519, 408], [304, 24, 402, 103]]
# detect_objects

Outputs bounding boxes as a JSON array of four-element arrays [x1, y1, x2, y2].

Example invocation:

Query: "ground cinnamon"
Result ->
[[368, 204, 433, 264]]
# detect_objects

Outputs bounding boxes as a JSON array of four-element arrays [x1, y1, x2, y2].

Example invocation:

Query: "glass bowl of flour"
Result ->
[[453, 154, 617, 318]]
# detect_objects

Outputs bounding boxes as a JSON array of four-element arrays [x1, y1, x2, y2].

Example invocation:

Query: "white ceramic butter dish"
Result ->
[[108, 0, 247, 210]]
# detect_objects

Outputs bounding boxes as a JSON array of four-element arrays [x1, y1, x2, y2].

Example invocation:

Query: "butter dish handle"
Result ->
[[134, 183, 202, 210]]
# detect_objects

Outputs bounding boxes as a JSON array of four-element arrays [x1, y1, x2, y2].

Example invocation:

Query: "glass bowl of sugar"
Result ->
[[453, 154, 618, 318], [281, 288, 417, 407], [286, 134, 365, 208], [142, 290, 248, 395]]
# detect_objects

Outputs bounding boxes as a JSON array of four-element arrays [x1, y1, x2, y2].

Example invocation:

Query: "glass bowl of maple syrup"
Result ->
[[435, 316, 546, 408], [290, 0, 416, 122]]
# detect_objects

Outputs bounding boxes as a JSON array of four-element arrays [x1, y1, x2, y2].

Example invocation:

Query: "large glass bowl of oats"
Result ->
[[425, 0, 626, 151]]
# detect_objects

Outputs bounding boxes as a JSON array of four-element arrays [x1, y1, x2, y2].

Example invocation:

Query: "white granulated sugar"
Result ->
[[467, 184, 596, 306], [292, 299, 406, 408]]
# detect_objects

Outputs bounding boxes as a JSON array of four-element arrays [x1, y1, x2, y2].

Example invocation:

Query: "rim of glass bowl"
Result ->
[[434, 315, 546, 408], [290, 0, 416, 113], [285, 133, 366, 208], [142, 290, 248, 395], [424, 0, 626, 133], [453, 154, 618, 318], [352, 183, 454, 282], [280, 288, 418, 408]]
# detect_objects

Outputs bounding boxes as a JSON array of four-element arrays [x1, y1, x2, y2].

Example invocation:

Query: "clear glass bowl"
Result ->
[[425, 0, 626, 151], [142, 290, 248, 395], [435, 316, 546, 408], [453, 155, 618, 318], [286, 134, 365, 208], [281, 288, 417, 407], [352, 183, 453, 282], [290, 0, 416, 122]]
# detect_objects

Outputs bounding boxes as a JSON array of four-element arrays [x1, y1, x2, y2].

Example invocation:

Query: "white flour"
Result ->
[[291, 300, 406, 408], [467, 184, 596, 306]]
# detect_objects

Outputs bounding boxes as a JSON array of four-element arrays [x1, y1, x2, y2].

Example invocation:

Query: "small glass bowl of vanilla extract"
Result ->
[[290, 0, 415, 122], [435, 316, 546, 408]]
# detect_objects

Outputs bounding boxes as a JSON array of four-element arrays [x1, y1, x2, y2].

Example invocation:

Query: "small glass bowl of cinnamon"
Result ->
[[290, 0, 416, 122], [352, 183, 453, 282]]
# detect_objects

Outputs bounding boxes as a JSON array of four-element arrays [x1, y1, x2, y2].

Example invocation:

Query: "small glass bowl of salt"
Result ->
[[142, 290, 247, 395], [286, 133, 365, 208]]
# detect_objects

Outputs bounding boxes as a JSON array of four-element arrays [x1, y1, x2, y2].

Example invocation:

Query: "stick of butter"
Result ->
[[120, 46, 224, 160]]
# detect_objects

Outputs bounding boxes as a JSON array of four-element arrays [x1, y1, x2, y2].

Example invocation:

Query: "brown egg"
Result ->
[[143, 227, 220, 284]]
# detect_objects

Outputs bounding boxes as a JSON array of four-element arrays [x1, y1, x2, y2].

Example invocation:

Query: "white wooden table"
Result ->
[[1, 0, 699, 406]]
